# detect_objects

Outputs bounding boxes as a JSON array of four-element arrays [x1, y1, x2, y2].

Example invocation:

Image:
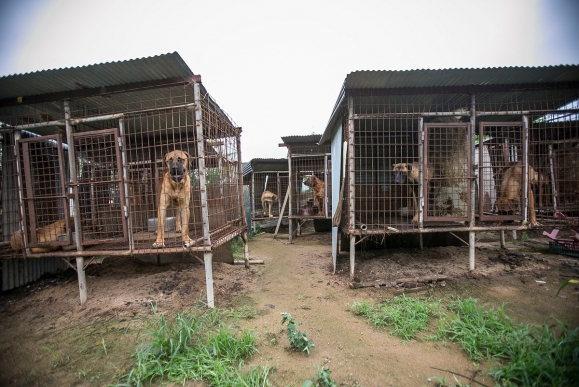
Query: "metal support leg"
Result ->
[[204, 252, 214, 308], [469, 231, 475, 271], [76, 257, 87, 305], [350, 235, 356, 281]]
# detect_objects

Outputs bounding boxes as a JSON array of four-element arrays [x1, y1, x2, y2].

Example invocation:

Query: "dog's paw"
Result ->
[[152, 242, 165, 248], [528, 221, 542, 227]]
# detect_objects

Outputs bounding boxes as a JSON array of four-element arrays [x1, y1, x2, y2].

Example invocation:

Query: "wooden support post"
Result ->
[[500, 230, 506, 248], [273, 188, 290, 239], [241, 231, 250, 269]]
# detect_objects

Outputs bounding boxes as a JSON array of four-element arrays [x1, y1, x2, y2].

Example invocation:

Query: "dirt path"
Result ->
[[0, 226, 578, 386], [240, 232, 486, 387]]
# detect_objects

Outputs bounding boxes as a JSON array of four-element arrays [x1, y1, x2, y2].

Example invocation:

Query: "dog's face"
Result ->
[[165, 150, 190, 183], [303, 175, 318, 188], [392, 163, 410, 184]]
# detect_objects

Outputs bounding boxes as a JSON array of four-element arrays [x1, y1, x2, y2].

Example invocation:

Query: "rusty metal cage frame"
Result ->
[[249, 171, 289, 221], [325, 78, 579, 279], [0, 68, 248, 306], [283, 135, 332, 242]]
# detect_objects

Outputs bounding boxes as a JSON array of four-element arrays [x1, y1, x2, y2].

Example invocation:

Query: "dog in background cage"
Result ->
[[495, 163, 541, 226], [392, 162, 434, 223], [261, 191, 278, 218], [303, 175, 325, 216], [10, 217, 75, 253]]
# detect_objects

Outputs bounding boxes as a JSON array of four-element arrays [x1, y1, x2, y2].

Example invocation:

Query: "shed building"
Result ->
[[0, 52, 249, 307], [321, 65, 579, 279]]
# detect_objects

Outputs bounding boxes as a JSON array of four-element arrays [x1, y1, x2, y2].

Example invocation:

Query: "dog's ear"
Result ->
[[182, 151, 193, 168]]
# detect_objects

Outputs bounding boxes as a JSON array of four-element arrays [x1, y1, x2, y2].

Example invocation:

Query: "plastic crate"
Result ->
[[549, 241, 579, 258]]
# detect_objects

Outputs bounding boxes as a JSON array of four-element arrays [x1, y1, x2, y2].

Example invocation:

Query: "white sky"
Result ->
[[1, 0, 578, 162]]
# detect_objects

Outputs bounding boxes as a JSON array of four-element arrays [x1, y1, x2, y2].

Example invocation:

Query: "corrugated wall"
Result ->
[[1, 258, 71, 291]]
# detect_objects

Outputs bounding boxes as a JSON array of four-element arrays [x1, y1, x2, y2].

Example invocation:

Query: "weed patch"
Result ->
[[281, 312, 315, 354], [351, 296, 440, 341], [119, 302, 271, 386]]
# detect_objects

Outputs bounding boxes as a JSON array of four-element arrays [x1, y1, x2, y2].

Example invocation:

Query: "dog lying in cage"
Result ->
[[10, 216, 75, 253], [261, 190, 278, 218], [392, 162, 434, 223], [153, 150, 193, 248], [303, 175, 325, 215], [495, 163, 541, 226]]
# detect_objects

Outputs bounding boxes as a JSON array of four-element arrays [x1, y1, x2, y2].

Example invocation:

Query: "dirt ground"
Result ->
[[1, 225, 578, 387]]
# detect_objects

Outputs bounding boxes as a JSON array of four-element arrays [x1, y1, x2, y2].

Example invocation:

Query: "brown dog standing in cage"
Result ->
[[392, 162, 433, 223], [304, 175, 325, 215], [153, 150, 193, 248], [261, 190, 278, 218], [495, 163, 541, 226]]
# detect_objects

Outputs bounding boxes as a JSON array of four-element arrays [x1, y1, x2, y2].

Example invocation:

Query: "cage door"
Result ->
[[16, 134, 72, 248], [71, 128, 128, 244], [423, 123, 472, 222], [479, 123, 525, 222]]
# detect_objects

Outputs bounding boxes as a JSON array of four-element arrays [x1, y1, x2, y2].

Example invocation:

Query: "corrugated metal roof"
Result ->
[[0, 52, 194, 100], [321, 65, 579, 144], [242, 158, 289, 177], [280, 134, 321, 145], [344, 65, 579, 90]]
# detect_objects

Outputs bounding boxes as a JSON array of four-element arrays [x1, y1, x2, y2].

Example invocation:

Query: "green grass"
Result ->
[[351, 296, 440, 341], [118, 302, 271, 386], [351, 295, 579, 387], [231, 236, 246, 261], [437, 297, 579, 387]]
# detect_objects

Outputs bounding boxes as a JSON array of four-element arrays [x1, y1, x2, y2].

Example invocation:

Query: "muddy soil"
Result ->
[[0, 226, 578, 386]]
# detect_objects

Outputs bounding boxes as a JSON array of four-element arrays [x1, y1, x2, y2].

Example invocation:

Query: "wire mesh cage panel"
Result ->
[[251, 171, 288, 219], [71, 128, 128, 245], [200, 99, 245, 247], [424, 123, 471, 221], [290, 155, 330, 218], [479, 123, 526, 222], [352, 115, 421, 232], [15, 135, 73, 250], [0, 81, 245, 257]]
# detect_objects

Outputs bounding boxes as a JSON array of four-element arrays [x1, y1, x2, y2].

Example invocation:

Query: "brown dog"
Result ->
[[10, 217, 74, 253], [392, 162, 433, 223], [261, 190, 278, 218], [495, 163, 541, 226], [303, 175, 325, 215], [153, 150, 193, 248]]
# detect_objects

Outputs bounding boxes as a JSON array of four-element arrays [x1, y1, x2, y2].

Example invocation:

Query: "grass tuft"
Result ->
[[351, 296, 439, 341], [437, 297, 579, 387], [118, 302, 271, 386]]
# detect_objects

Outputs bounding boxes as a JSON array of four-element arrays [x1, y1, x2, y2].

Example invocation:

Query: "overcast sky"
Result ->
[[1, 0, 578, 161]]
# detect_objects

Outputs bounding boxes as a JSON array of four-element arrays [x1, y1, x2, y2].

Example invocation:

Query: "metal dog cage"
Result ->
[[242, 158, 289, 231], [0, 53, 249, 307], [321, 66, 579, 279], [281, 135, 332, 242]]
